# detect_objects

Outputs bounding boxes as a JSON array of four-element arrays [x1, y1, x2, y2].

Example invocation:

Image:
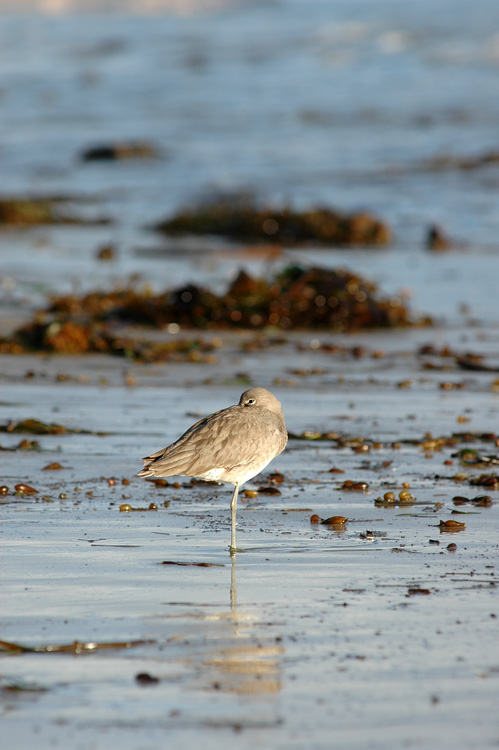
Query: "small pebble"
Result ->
[[96, 243, 116, 261], [257, 486, 281, 495], [321, 516, 348, 526], [439, 519, 466, 531], [407, 588, 431, 596], [15, 484, 38, 494], [268, 471, 285, 484], [472, 495, 492, 507], [341, 480, 369, 491], [242, 490, 258, 498], [352, 444, 370, 453], [398, 490, 414, 502]]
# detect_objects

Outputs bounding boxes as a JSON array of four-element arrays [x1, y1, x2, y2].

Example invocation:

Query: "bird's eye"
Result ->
[[247, 398, 256, 405]]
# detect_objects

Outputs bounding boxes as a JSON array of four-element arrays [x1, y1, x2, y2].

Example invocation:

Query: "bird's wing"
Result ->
[[139, 406, 239, 477], [139, 406, 285, 479]]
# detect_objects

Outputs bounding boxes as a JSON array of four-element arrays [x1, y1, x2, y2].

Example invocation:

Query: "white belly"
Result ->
[[198, 456, 274, 485]]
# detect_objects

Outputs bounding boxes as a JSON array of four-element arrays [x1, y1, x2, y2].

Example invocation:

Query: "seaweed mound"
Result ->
[[0, 197, 109, 227], [154, 201, 390, 247], [45, 265, 413, 331], [0, 266, 422, 358]]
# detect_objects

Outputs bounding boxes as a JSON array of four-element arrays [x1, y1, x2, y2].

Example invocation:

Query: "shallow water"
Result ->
[[1, 1, 499, 748], [2, 331, 499, 749], [1, 0, 499, 307]]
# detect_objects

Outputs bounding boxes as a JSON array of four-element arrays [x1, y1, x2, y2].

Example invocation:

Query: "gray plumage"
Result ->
[[138, 387, 287, 552]]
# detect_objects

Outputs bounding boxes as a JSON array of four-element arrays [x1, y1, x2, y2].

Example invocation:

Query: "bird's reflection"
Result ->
[[230, 551, 237, 613], [199, 554, 283, 696]]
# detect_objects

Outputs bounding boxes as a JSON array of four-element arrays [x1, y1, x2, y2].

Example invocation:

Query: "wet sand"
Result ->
[[2, 325, 499, 749], [2, 1, 499, 746]]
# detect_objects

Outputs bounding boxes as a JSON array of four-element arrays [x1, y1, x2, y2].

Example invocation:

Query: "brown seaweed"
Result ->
[[0, 265, 426, 358], [0, 418, 106, 436], [0, 197, 110, 227], [81, 141, 160, 161], [153, 200, 390, 246]]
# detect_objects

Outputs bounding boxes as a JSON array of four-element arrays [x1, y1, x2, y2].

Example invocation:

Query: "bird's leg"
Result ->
[[229, 483, 239, 554]]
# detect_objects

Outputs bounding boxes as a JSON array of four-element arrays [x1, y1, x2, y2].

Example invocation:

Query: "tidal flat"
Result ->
[[2, 323, 499, 750], [2, 0, 499, 747]]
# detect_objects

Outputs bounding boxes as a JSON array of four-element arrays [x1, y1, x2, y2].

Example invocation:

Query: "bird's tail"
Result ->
[[136, 453, 160, 478]]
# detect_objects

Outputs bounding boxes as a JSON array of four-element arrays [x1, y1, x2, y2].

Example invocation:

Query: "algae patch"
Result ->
[[0, 266, 425, 358], [153, 199, 390, 247]]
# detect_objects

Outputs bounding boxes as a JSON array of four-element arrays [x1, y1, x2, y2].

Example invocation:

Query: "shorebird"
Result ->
[[138, 388, 287, 553]]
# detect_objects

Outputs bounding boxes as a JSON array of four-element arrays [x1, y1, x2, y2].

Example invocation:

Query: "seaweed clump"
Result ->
[[49, 265, 415, 330], [81, 141, 161, 161], [0, 317, 218, 362], [0, 197, 109, 227], [154, 200, 390, 246], [0, 265, 422, 358]]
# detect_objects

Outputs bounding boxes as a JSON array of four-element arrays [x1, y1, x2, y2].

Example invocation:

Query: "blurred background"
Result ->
[[1, 0, 499, 323]]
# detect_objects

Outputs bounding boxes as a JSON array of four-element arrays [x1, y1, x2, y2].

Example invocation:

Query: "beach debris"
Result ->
[[439, 519, 466, 532], [419, 344, 499, 372], [0, 265, 424, 359], [1, 418, 69, 435], [0, 638, 154, 654], [15, 484, 38, 494], [0, 196, 109, 226], [95, 243, 117, 261], [0, 418, 105, 436], [452, 495, 492, 507], [81, 141, 161, 161], [119, 503, 158, 512], [310, 514, 348, 527], [160, 560, 224, 567], [321, 515, 348, 526], [340, 480, 369, 491], [374, 490, 416, 506], [453, 449, 499, 467], [0, 439, 40, 451], [256, 486, 281, 495], [153, 198, 390, 246], [469, 474, 499, 489], [426, 225, 451, 251], [419, 149, 499, 172], [135, 672, 160, 685]]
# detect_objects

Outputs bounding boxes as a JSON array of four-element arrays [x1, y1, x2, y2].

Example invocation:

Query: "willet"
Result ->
[[138, 388, 287, 553]]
